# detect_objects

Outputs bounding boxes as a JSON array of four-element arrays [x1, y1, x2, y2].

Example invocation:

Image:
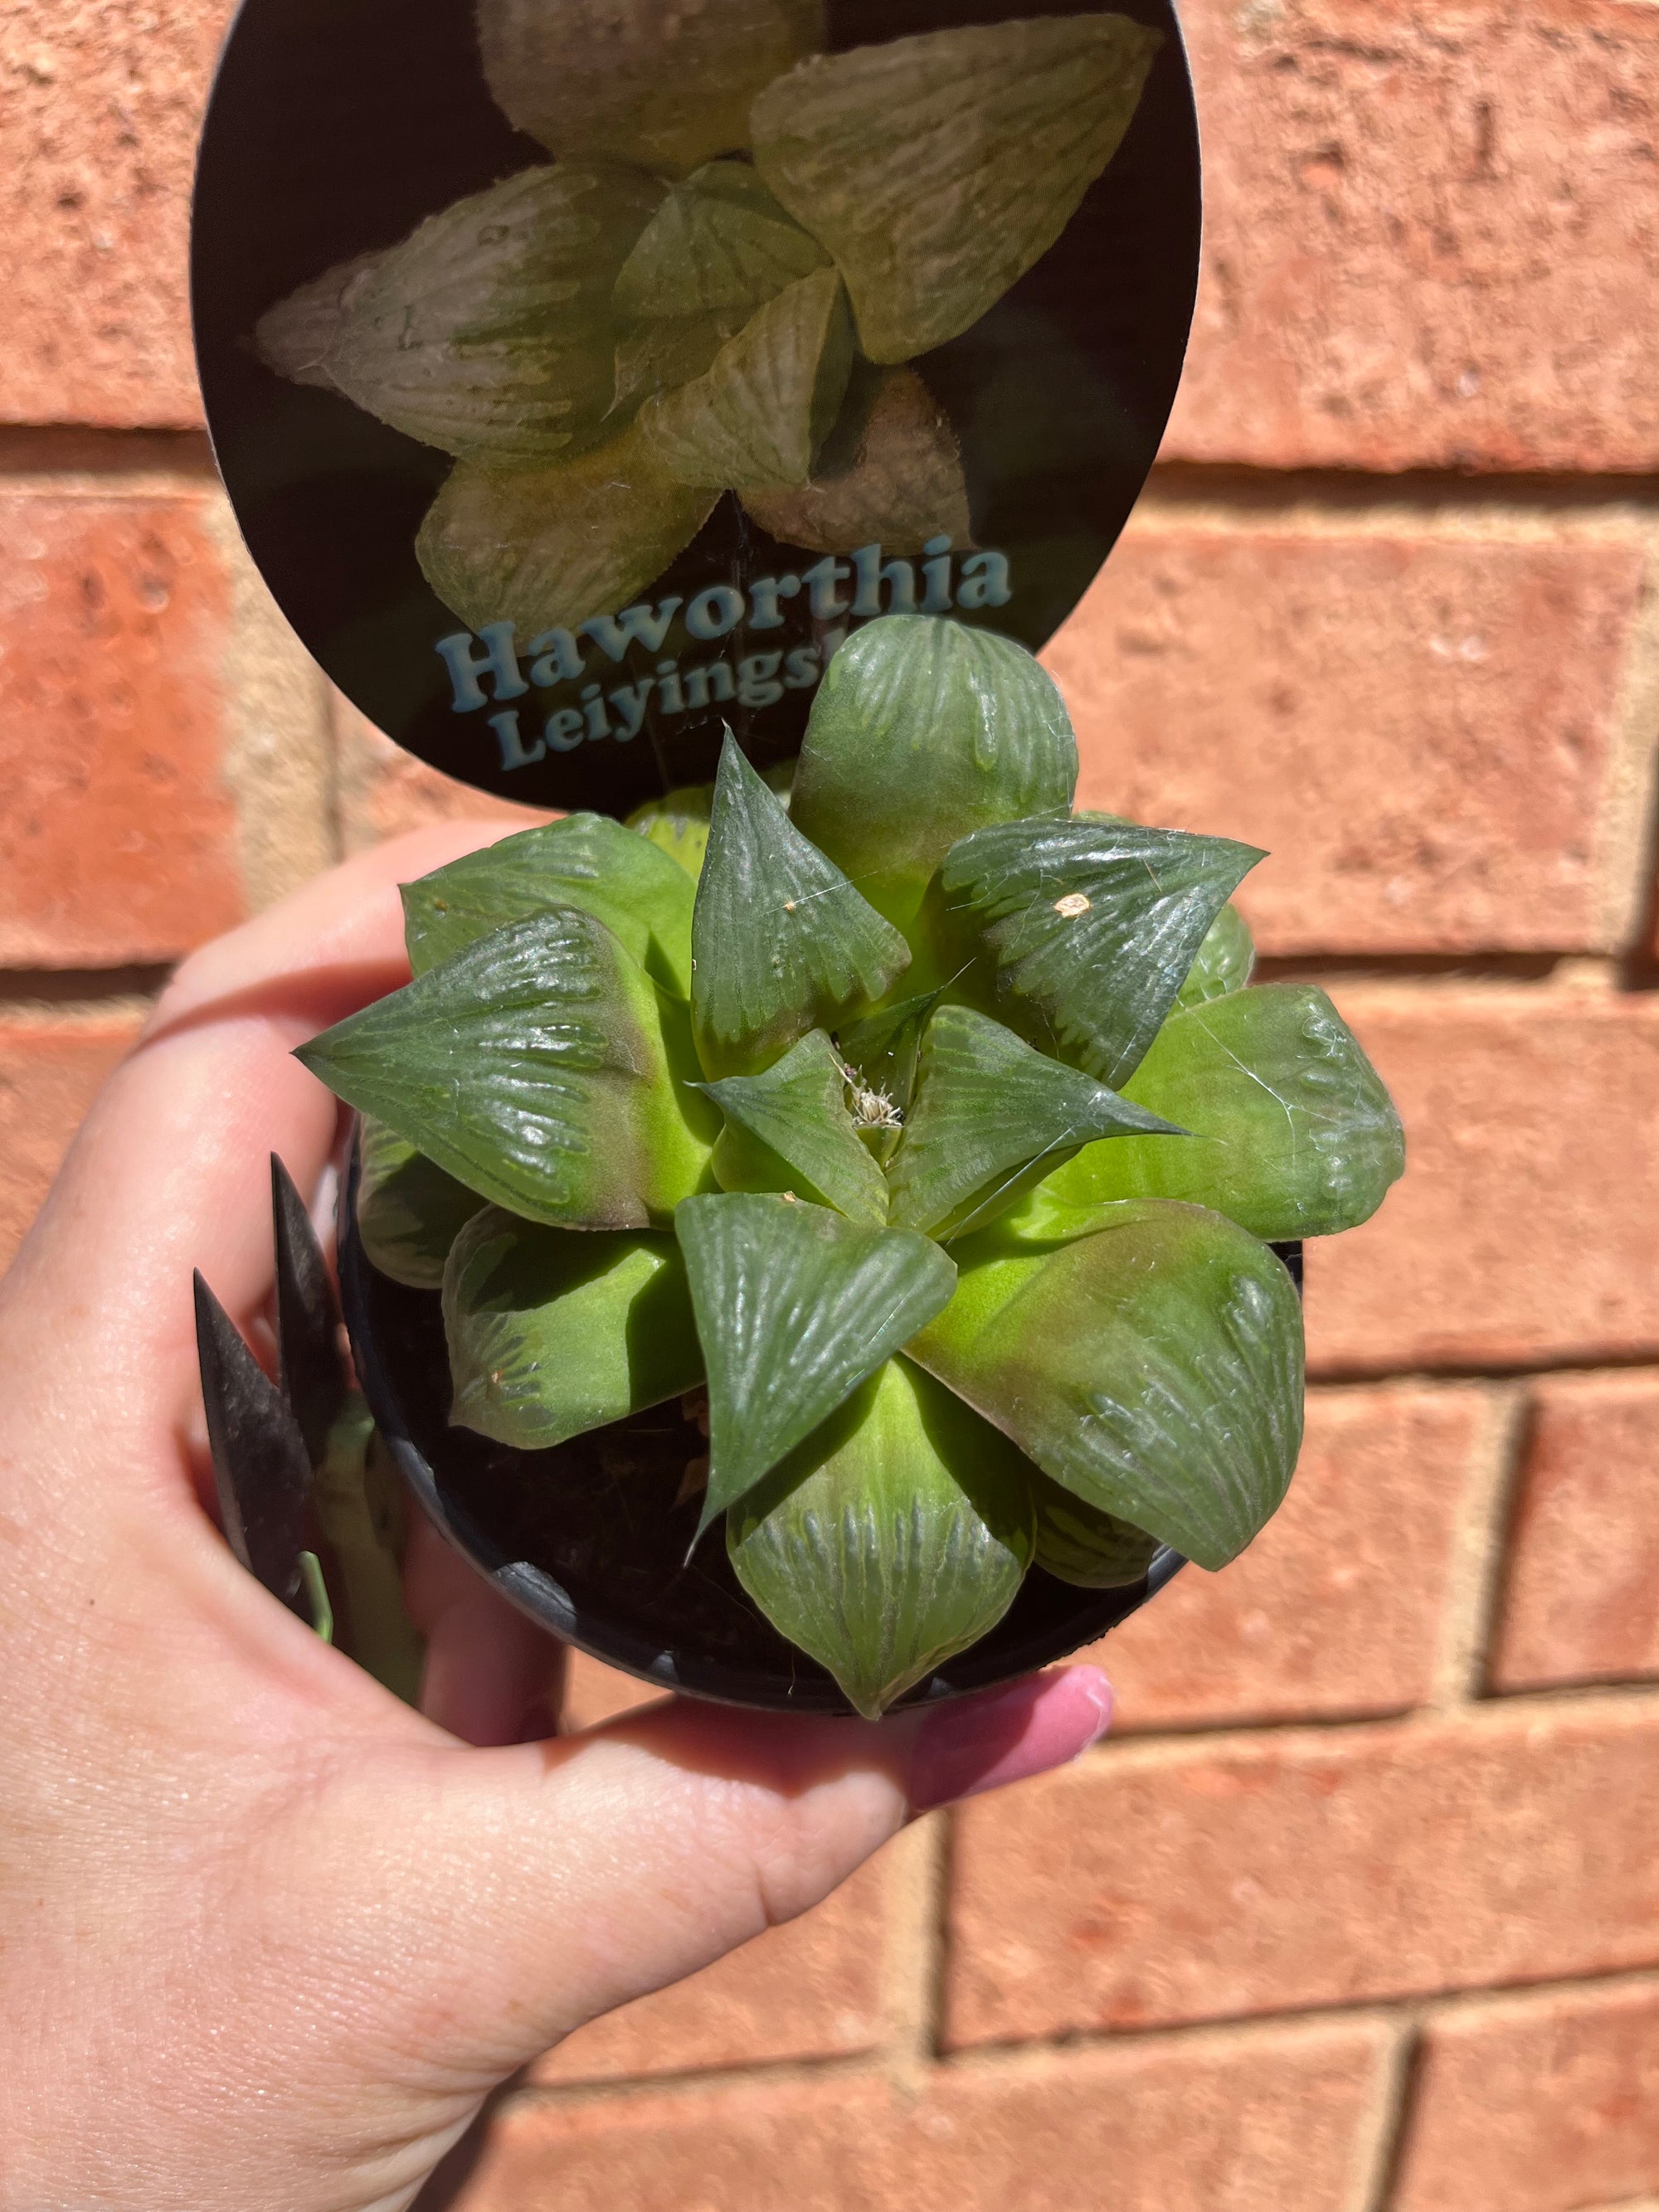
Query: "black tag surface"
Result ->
[[192, 0, 1200, 812]]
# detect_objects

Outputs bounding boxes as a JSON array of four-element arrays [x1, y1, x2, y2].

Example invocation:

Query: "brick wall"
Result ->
[[4, 2, 1659, 2207]]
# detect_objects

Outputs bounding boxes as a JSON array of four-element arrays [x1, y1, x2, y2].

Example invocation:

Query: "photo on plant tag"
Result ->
[[193, 0, 1201, 811]]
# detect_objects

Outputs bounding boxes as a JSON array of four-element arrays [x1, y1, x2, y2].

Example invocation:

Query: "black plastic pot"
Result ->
[[339, 1143, 1303, 1717]]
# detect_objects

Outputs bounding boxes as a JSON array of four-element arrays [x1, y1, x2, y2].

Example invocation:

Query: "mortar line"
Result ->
[[1352, 2009, 1426, 2212]]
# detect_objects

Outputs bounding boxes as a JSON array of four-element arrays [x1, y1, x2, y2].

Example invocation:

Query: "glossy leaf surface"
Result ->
[[752, 16, 1160, 362], [742, 362, 972, 557], [941, 814, 1263, 1089], [418, 420, 720, 634], [675, 1192, 956, 1534], [728, 1356, 1033, 1717], [703, 1028, 888, 1223], [910, 1200, 1304, 1570], [1176, 902, 1255, 1009], [478, 0, 826, 176], [791, 615, 1078, 933], [692, 736, 909, 1078], [640, 267, 853, 491], [888, 1004, 1182, 1239], [328, 165, 662, 463], [401, 814, 696, 999], [297, 910, 715, 1229], [615, 161, 829, 320], [356, 1116, 486, 1290], [445, 1209, 701, 1448], [1014, 985, 1406, 1242]]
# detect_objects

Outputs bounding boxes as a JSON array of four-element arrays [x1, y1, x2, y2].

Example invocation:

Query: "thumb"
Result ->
[[355, 1666, 1112, 2086]]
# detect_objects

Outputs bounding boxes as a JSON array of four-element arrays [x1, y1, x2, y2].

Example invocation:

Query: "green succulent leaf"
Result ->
[[888, 1004, 1184, 1241], [941, 814, 1264, 1090], [326, 165, 663, 464], [254, 250, 382, 392], [791, 615, 1078, 935], [640, 267, 854, 491], [692, 735, 910, 1079], [1029, 1472, 1160, 1590], [615, 160, 830, 321], [401, 814, 697, 1000], [613, 307, 750, 413], [728, 1355, 1034, 1718], [752, 15, 1161, 363], [1013, 984, 1407, 1243], [478, 0, 826, 177], [674, 1192, 956, 1535], [703, 1028, 888, 1223], [314, 1397, 425, 1704], [910, 1199, 1304, 1571], [356, 1116, 485, 1290], [296, 910, 716, 1230], [417, 419, 721, 634], [834, 990, 941, 1160], [741, 362, 972, 557], [444, 1208, 701, 1449], [1177, 903, 1256, 1009]]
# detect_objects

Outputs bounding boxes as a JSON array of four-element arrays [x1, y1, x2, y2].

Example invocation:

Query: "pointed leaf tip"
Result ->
[[692, 735, 909, 1079], [675, 1192, 956, 1534]]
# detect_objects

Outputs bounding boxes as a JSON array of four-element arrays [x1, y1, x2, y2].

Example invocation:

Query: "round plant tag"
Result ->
[[192, 0, 1200, 813]]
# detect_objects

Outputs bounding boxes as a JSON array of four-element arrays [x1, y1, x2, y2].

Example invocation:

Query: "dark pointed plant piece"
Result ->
[[1018, 984, 1406, 1244], [193, 1272, 310, 1611], [940, 813, 1264, 1091], [1176, 902, 1255, 1009], [888, 1004, 1185, 1240], [909, 1200, 1303, 1571], [355, 1117, 485, 1291], [674, 1192, 956, 1539], [702, 1028, 888, 1223], [791, 615, 1078, 934], [271, 1155, 347, 1471], [401, 814, 697, 999], [445, 1210, 702, 1450], [727, 1356, 1034, 1718], [691, 735, 909, 1079], [296, 909, 716, 1230]]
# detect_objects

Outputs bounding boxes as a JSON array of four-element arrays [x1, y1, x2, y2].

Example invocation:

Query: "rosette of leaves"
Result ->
[[255, 7, 1165, 630], [294, 614, 1404, 1718]]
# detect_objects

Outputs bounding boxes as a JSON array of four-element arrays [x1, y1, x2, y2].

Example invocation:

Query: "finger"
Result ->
[[0, 824, 511, 1452], [403, 1514, 567, 1748], [343, 1664, 1113, 2085]]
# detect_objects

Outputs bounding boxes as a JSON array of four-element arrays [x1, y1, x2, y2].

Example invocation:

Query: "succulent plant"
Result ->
[[295, 613, 1404, 1717], [254, 4, 1165, 629]]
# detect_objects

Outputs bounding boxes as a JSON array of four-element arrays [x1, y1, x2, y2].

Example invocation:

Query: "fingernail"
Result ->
[[907, 1666, 1113, 1813]]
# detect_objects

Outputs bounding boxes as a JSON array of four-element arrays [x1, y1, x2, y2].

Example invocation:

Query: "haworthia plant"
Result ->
[[295, 611, 1404, 1714], [254, 12, 1165, 628]]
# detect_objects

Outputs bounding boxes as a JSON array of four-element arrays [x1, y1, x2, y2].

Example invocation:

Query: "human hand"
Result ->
[[0, 828, 1114, 2212]]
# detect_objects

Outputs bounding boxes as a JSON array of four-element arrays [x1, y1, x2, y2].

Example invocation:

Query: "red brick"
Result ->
[[0, 489, 245, 965], [943, 1700, 1659, 2045], [0, 2, 234, 426], [458, 2018, 1389, 2212], [1049, 523, 1645, 956], [1301, 989, 1659, 1374], [0, 1012, 144, 1271], [1494, 1372, 1659, 1693], [1394, 1978, 1659, 2212], [1165, 0, 1659, 473], [1092, 1386, 1483, 1731], [531, 1853, 890, 2088], [334, 700, 547, 853]]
